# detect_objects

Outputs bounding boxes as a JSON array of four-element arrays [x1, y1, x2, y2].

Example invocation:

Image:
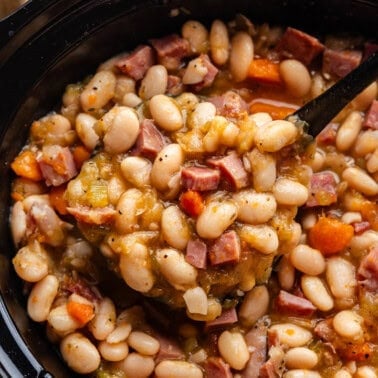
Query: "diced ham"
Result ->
[[185, 239, 207, 269], [323, 48, 362, 78], [192, 54, 219, 92], [275, 290, 316, 316], [276, 27, 325, 65], [314, 318, 336, 342], [205, 308, 238, 331], [241, 317, 269, 378], [209, 91, 248, 118], [133, 119, 165, 159], [153, 333, 185, 364], [115, 45, 155, 80], [259, 329, 285, 378], [150, 34, 190, 70], [209, 230, 240, 266], [181, 166, 220, 191], [306, 171, 338, 207], [166, 75, 184, 96], [353, 221, 371, 235], [357, 245, 378, 292], [38, 146, 77, 187], [203, 357, 233, 378], [316, 122, 338, 145], [363, 42, 378, 61], [363, 100, 378, 130], [67, 206, 117, 225], [62, 277, 101, 302], [207, 152, 249, 190]]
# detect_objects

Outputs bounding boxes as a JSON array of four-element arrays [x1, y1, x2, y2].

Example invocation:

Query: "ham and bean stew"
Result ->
[[9, 14, 378, 378]]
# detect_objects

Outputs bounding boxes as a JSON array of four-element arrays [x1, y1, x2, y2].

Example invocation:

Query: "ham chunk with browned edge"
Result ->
[[205, 307, 238, 331], [306, 171, 338, 207], [203, 357, 233, 378], [316, 122, 338, 145], [115, 45, 155, 80], [166, 75, 184, 96], [357, 245, 378, 292], [132, 119, 165, 159], [185, 239, 207, 269], [38, 145, 77, 186], [192, 54, 219, 92], [207, 152, 249, 190], [209, 230, 241, 266], [181, 166, 220, 191], [150, 34, 190, 70], [209, 91, 248, 118], [363, 100, 378, 129], [276, 27, 325, 65], [322, 48, 362, 78], [275, 290, 316, 316]]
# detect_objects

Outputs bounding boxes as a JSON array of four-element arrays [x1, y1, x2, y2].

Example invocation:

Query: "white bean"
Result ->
[[301, 275, 334, 311], [122, 92, 142, 107], [230, 32, 254, 82], [290, 245, 325, 275], [13, 242, 49, 282], [182, 56, 209, 84], [127, 331, 160, 356], [182, 20, 209, 54], [139, 65, 168, 100], [80, 70, 116, 112], [239, 285, 269, 327], [189, 101, 216, 129], [334, 370, 353, 378], [27, 275, 58, 322], [248, 148, 277, 191], [114, 189, 143, 234], [342, 167, 378, 196], [121, 353, 155, 378], [352, 81, 378, 111], [280, 59, 311, 98], [349, 230, 378, 255], [283, 370, 321, 378], [88, 297, 116, 340], [285, 347, 318, 370], [233, 190, 277, 224], [114, 75, 136, 102], [210, 19, 229, 65], [161, 205, 190, 249], [341, 211, 362, 224], [310, 148, 326, 172], [355, 366, 378, 378], [250, 112, 273, 127], [106, 322, 132, 344], [155, 360, 203, 378], [333, 310, 364, 341], [60, 333, 101, 374], [278, 255, 296, 291], [326, 257, 356, 300], [270, 323, 312, 347], [10, 201, 26, 245], [75, 113, 99, 150], [47, 304, 82, 334], [255, 120, 298, 152], [336, 111, 363, 151], [218, 330, 249, 370], [119, 242, 155, 293], [103, 106, 140, 154], [155, 248, 197, 291], [238, 224, 279, 254], [149, 94, 183, 131], [367, 148, 378, 173], [196, 200, 238, 239], [183, 286, 208, 315], [354, 130, 378, 157], [150, 143, 184, 193], [107, 176, 127, 205], [121, 156, 152, 188], [273, 178, 309, 206], [99, 340, 129, 361]]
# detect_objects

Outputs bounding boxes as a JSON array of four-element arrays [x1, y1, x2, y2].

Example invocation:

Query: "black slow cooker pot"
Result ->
[[0, 0, 377, 376]]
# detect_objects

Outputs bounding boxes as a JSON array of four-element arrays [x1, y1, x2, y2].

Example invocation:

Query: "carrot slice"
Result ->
[[248, 59, 282, 85], [73, 145, 91, 170], [249, 102, 296, 120], [11, 150, 43, 181], [49, 184, 68, 215], [180, 190, 204, 217], [67, 301, 94, 325], [308, 216, 354, 255]]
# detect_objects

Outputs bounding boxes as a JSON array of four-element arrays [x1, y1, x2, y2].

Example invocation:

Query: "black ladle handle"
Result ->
[[292, 51, 378, 137]]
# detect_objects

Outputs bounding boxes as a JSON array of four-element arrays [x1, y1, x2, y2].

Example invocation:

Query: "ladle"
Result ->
[[290, 51, 378, 137]]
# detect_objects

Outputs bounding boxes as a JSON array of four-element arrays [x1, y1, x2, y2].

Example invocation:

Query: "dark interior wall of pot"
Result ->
[[0, 0, 376, 376]]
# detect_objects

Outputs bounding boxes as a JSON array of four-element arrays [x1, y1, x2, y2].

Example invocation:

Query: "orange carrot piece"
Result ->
[[248, 59, 282, 85], [73, 145, 91, 170], [360, 201, 378, 231], [11, 150, 43, 181], [249, 102, 296, 120], [67, 301, 94, 325], [340, 342, 373, 362], [308, 216, 354, 255], [49, 185, 68, 215], [180, 190, 204, 217]]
